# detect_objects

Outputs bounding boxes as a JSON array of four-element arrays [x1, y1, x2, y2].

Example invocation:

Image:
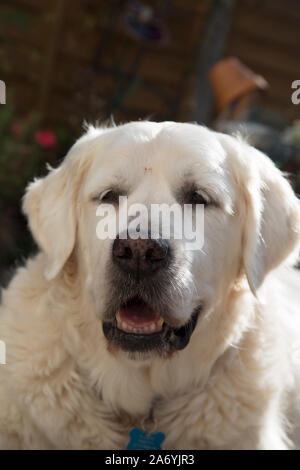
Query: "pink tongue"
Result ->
[[119, 302, 160, 327]]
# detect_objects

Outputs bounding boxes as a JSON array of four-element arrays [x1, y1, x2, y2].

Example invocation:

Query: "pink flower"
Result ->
[[11, 122, 23, 135], [35, 130, 57, 148]]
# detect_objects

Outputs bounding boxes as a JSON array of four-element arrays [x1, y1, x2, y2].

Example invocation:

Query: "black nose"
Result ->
[[112, 234, 170, 276]]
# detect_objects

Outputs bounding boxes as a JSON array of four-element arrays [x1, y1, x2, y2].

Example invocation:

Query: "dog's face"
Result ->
[[77, 123, 242, 358], [23, 122, 300, 360]]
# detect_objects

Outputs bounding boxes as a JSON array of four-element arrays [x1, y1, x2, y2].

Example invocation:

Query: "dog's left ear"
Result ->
[[240, 142, 300, 293], [23, 162, 77, 280], [222, 134, 300, 294]]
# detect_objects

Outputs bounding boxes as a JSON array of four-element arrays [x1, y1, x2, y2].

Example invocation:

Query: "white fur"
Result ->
[[0, 121, 300, 449]]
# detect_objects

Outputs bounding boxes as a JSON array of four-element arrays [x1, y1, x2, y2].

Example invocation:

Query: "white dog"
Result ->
[[0, 121, 300, 450]]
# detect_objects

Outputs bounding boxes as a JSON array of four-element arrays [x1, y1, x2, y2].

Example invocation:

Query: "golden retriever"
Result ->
[[0, 121, 300, 449]]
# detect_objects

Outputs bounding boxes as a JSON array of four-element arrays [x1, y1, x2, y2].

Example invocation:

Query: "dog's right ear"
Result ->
[[23, 125, 107, 280], [23, 162, 77, 280]]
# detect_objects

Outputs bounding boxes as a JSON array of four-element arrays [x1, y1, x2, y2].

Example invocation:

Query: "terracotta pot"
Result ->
[[209, 57, 268, 112]]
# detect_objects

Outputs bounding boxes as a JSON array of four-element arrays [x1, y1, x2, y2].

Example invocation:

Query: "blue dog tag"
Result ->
[[126, 428, 165, 450]]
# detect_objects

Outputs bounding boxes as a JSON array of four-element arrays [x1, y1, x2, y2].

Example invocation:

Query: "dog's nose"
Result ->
[[112, 235, 169, 276]]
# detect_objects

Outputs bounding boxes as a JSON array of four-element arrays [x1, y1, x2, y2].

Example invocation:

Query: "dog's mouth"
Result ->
[[102, 296, 200, 357], [116, 297, 164, 334]]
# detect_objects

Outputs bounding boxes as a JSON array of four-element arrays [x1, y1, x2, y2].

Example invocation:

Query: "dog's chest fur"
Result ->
[[12, 345, 278, 450]]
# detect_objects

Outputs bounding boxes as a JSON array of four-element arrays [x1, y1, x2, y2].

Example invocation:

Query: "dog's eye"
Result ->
[[91, 190, 121, 204], [100, 190, 120, 204], [185, 191, 210, 206]]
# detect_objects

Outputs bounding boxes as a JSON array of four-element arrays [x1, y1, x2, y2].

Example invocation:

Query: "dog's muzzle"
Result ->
[[102, 235, 200, 357]]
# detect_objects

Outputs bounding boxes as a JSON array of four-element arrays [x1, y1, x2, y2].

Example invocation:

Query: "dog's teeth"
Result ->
[[117, 315, 164, 334]]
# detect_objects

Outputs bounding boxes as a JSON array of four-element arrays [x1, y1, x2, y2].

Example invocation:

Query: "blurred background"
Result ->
[[0, 0, 300, 284]]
